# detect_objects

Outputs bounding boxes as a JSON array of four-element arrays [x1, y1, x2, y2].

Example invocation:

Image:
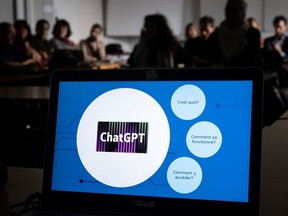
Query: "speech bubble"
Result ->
[[171, 85, 206, 120], [167, 157, 202, 194], [186, 121, 222, 158]]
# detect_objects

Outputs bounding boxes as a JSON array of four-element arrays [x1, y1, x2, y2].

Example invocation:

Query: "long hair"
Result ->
[[144, 14, 178, 52], [52, 19, 72, 38], [14, 20, 33, 43], [36, 19, 49, 36]]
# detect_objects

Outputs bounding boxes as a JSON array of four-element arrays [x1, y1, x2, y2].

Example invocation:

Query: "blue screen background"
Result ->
[[52, 80, 252, 203]]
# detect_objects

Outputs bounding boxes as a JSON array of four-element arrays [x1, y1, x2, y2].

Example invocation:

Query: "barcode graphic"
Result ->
[[96, 122, 148, 153]]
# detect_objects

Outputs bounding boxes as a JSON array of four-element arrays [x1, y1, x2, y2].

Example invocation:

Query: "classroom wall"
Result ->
[[1, 0, 285, 53], [53, 0, 103, 45], [105, 0, 185, 36], [200, 0, 262, 27], [0, 0, 13, 22], [51, 0, 197, 53]]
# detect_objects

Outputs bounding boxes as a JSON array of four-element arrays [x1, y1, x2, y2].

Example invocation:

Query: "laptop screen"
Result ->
[[43, 68, 263, 216]]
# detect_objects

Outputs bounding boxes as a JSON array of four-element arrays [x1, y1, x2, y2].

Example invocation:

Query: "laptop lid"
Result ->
[[42, 68, 263, 216]]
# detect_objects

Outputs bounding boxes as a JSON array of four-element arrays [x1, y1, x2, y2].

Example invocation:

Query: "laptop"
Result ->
[[42, 68, 263, 216]]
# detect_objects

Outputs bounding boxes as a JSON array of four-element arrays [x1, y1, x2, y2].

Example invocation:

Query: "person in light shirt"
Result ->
[[80, 24, 106, 64]]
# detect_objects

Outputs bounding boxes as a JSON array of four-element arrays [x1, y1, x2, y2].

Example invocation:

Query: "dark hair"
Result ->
[[185, 22, 197, 38], [0, 22, 13, 44], [225, 0, 247, 12], [52, 19, 72, 38], [91, 23, 102, 32], [199, 16, 215, 27], [0, 22, 12, 35], [14, 20, 31, 34], [36, 19, 49, 34], [247, 17, 256, 23], [144, 13, 178, 51], [273, 15, 287, 26], [14, 20, 32, 42]]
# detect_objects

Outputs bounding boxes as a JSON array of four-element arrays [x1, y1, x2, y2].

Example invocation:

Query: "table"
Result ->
[[0, 86, 50, 99]]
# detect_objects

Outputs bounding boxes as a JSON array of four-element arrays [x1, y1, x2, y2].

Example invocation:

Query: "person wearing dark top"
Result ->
[[32, 19, 53, 67], [128, 13, 192, 68], [263, 15, 288, 70], [185, 22, 199, 40], [184, 16, 215, 67], [14, 20, 42, 66], [208, 0, 260, 67], [0, 22, 35, 70]]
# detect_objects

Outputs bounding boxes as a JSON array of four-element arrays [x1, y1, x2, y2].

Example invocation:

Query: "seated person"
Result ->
[[263, 15, 288, 70], [128, 13, 192, 68], [208, 0, 260, 67], [0, 22, 36, 70], [31, 19, 53, 67], [247, 17, 261, 31], [80, 23, 106, 64], [50, 19, 78, 50], [184, 16, 215, 67], [49, 19, 82, 68], [185, 22, 199, 40], [14, 20, 43, 66]]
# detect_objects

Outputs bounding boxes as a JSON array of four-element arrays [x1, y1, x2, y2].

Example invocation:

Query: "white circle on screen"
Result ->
[[77, 88, 170, 188], [167, 157, 202, 194], [171, 85, 206, 120], [186, 121, 222, 158]]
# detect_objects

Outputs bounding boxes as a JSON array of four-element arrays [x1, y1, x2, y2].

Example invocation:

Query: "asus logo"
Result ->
[[132, 200, 155, 208]]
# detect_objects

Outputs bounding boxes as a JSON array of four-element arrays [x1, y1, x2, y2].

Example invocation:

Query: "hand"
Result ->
[[274, 43, 284, 54], [22, 58, 35, 66]]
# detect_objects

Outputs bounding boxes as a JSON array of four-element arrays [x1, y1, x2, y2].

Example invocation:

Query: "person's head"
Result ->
[[199, 16, 215, 40], [185, 23, 199, 39], [0, 22, 16, 45], [143, 14, 173, 40], [14, 20, 31, 41], [247, 17, 261, 30], [35, 19, 50, 40], [52, 19, 72, 38], [273, 15, 287, 37], [90, 23, 102, 40], [225, 0, 247, 27]]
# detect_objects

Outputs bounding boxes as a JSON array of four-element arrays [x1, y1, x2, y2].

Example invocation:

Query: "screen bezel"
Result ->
[[42, 68, 263, 216]]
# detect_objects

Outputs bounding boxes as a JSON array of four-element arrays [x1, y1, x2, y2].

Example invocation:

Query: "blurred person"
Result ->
[[128, 13, 192, 68], [263, 16, 288, 63], [80, 23, 106, 64], [247, 17, 264, 48], [263, 15, 288, 86], [14, 20, 42, 65], [32, 19, 53, 66], [49, 19, 83, 68], [0, 22, 36, 70], [185, 22, 199, 40], [208, 0, 260, 67], [50, 19, 78, 50], [199, 16, 215, 40], [247, 17, 261, 31], [184, 16, 215, 67]]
